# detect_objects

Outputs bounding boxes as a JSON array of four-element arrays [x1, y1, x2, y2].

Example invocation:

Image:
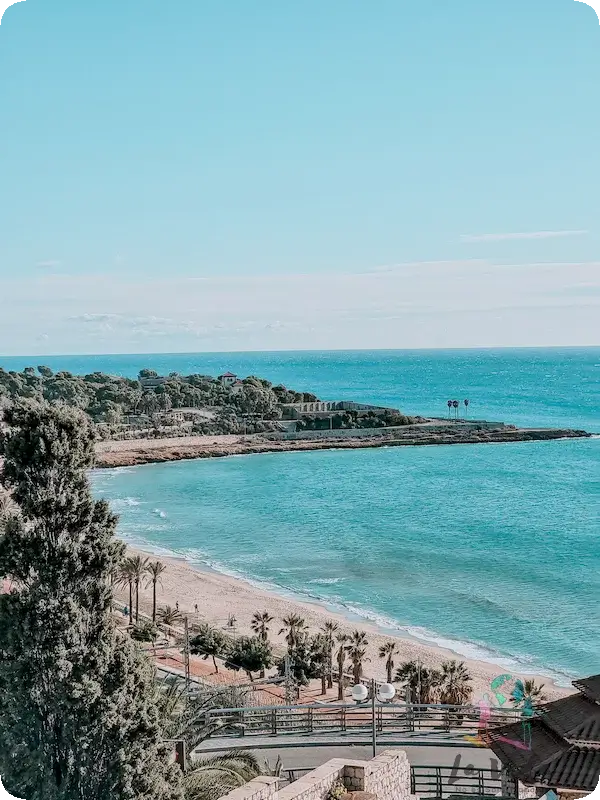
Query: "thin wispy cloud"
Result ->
[[35, 259, 61, 268], [460, 230, 588, 243], [2, 260, 598, 353]]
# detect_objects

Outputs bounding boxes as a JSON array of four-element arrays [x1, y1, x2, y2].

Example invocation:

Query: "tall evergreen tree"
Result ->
[[0, 401, 183, 800]]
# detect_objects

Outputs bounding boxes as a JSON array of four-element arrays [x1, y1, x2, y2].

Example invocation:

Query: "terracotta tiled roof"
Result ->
[[541, 694, 600, 744], [573, 675, 600, 703], [489, 718, 569, 782], [489, 676, 600, 792], [540, 747, 600, 792], [489, 719, 600, 791]]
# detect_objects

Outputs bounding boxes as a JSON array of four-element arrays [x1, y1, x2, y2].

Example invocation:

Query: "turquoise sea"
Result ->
[[3, 348, 599, 683]]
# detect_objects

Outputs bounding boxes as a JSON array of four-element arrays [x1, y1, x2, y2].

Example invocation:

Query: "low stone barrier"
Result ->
[[221, 776, 279, 800], [220, 750, 417, 800]]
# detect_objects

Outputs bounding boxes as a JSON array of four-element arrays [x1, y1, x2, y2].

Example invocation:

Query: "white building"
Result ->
[[218, 372, 238, 388]]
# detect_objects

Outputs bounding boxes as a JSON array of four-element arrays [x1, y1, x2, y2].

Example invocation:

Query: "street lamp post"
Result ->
[[352, 679, 396, 757]]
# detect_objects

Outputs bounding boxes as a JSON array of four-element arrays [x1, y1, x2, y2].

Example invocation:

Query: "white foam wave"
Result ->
[[111, 496, 142, 509], [337, 604, 573, 686]]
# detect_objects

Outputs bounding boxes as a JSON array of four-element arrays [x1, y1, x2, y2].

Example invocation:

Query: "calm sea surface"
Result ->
[[3, 348, 599, 682]]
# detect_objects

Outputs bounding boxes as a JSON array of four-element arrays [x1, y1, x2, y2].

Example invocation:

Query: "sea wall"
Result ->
[[267, 421, 507, 442]]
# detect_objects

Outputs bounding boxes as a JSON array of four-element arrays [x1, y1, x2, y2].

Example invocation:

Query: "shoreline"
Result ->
[[95, 426, 592, 469], [120, 540, 575, 703]]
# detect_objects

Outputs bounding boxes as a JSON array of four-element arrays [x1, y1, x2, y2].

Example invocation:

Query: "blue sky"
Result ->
[[0, 0, 599, 354]]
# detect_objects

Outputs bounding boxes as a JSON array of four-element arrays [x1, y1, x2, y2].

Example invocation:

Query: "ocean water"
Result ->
[[3, 348, 599, 682]]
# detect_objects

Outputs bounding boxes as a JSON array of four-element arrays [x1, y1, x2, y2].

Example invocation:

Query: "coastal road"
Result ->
[[194, 742, 501, 794], [196, 742, 496, 769]]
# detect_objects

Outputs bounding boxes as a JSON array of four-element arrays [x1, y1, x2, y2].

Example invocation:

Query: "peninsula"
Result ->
[[95, 424, 591, 468], [0, 365, 590, 469]]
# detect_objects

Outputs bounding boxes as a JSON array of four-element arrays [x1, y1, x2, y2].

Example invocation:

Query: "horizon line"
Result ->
[[1, 343, 599, 362]]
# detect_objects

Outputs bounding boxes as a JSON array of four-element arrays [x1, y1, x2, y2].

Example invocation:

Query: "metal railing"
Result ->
[[201, 702, 520, 740], [267, 764, 512, 797], [410, 764, 509, 799]]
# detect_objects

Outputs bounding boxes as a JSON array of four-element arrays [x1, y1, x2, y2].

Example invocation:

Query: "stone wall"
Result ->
[[268, 420, 507, 442], [268, 425, 411, 442], [220, 776, 279, 800], [222, 750, 416, 800], [362, 750, 414, 799], [277, 760, 346, 800]]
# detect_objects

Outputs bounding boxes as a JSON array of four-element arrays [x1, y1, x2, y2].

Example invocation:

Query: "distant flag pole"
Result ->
[[464, 399, 470, 419]]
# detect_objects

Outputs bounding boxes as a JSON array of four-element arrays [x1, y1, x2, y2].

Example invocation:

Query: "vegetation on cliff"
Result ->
[[0, 366, 416, 439], [0, 366, 321, 437]]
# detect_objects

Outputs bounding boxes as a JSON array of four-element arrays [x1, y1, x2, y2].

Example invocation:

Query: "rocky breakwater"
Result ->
[[94, 424, 592, 468]]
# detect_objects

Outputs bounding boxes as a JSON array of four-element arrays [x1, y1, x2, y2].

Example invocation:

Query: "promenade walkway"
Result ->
[[195, 728, 482, 754]]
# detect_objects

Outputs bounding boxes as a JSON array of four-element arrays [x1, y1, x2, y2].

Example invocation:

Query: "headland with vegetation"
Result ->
[[0, 365, 591, 470]]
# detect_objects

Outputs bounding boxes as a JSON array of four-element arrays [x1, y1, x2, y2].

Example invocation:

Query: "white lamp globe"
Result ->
[[378, 683, 396, 702], [351, 683, 369, 703]]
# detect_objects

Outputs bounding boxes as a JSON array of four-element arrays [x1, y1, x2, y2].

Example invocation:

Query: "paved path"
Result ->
[[194, 729, 483, 754], [194, 742, 502, 795], [196, 742, 495, 768]]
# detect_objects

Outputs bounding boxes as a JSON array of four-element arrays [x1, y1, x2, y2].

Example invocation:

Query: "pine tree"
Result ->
[[0, 401, 183, 800]]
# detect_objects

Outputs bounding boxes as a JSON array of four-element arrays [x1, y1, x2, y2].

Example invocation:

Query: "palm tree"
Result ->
[[346, 630, 369, 685], [128, 554, 149, 622], [379, 641, 399, 684], [311, 633, 330, 696], [322, 620, 339, 689], [156, 676, 249, 760], [0, 488, 18, 527], [117, 557, 136, 624], [157, 605, 182, 628], [184, 751, 261, 800], [511, 679, 547, 712], [335, 633, 349, 701], [438, 660, 473, 705], [251, 611, 274, 643], [145, 560, 167, 622], [279, 613, 308, 654], [250, 611, 274, 678], [395, 660, 442, 704]]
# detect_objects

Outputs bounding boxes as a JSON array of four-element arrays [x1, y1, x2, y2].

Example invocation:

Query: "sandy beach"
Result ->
[[118, 544, 573, 704]]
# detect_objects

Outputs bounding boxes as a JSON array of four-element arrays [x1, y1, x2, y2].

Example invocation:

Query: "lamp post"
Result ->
[[352, 679, 396, 757]]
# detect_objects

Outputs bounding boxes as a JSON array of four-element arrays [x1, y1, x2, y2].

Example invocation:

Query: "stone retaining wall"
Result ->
[[267, 421, 506, 442], [221, 776, 279, 800], [220, 750, 417, 800], [363, 750, 414, 798]]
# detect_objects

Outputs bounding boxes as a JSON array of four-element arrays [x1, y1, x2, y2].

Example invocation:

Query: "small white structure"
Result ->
[[218, 372, 238, 388], [230, 379, 245, 395]]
